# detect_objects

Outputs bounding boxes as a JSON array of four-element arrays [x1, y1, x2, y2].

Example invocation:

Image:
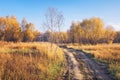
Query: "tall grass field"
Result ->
[[0, 42, 65, 80]]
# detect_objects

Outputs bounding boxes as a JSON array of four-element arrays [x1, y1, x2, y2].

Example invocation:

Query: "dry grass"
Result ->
[[68, 43, 120, 79], [0, 42, 65, 80]]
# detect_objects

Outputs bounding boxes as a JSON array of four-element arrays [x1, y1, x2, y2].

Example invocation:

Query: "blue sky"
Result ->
[[0, 0, 120, 31]]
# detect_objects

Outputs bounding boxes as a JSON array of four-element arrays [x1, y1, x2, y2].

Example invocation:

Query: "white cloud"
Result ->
[[105, 23, 120, 31]]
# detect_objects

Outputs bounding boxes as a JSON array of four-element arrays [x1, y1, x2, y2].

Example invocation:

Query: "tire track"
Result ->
[[63, 49, 84, 80], [63, 47, 112, 80], [75, 50, 112, 80]]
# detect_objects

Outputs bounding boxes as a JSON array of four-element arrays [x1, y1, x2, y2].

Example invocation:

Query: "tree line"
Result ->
[[0, 16, 39, 42], [40, 17, 120, 44], [0, 7, 120, 44], [39, 8, 119, 44], [68, 17, 116, 44]]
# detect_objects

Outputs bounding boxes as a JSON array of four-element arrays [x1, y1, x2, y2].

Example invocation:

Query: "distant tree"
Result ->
[[114, 31, 120, 43], [81, 17, 105, 44], [105, 25, 116, 44], [21, 18, 27, 31], [41, 30, 51, 42], [21, 18, 39, 42], [22, 23, 36, 42], [0, 17, 6, 40], [4, 16, 22, 42], [53, 31, 68, 43], [60, 32, 68, 43], [43, 7, 64, 46], [69, 22, 76, 43]]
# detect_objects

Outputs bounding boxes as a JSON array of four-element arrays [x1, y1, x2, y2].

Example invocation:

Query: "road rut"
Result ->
[[63, 48, 112, 80], [64, 49, 84, 80]]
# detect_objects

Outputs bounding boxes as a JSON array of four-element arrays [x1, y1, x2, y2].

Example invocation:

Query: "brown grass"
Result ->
[[68, 43, 120, 79], [0, 42, 65, 80]]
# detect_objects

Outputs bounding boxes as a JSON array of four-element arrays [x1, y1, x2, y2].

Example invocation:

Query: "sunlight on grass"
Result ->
[[0, 42, 65, 80], [68, 44, 120, 79]]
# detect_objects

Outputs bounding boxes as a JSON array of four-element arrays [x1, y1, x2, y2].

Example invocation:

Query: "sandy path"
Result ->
[[64, 49, 84, 80], [63, 47, 112, 80], [76, 50, 112, 80]]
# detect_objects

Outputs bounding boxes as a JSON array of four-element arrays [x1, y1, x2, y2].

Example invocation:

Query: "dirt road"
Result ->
[[64, 49, 84, 80], [63, 48, 112, 80]]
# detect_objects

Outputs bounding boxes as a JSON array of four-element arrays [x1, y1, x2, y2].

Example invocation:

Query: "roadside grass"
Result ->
[[67, 43, 120, 80], [0, 42, 65, 80]]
